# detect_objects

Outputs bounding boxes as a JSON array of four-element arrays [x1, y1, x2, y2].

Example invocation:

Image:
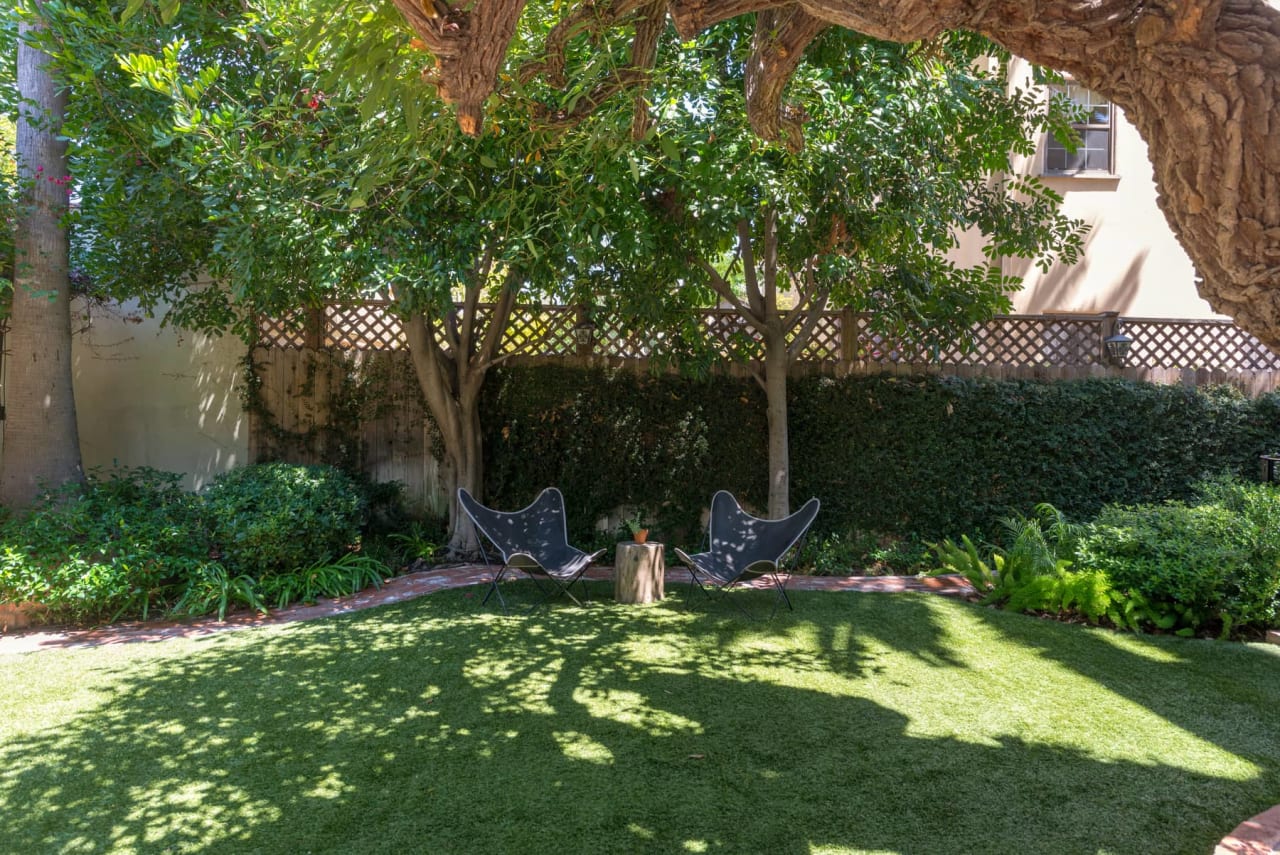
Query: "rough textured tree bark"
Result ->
[[391, 0, 1280, 348], [403, 272, 517, 556], [1, 8, 84, 508]]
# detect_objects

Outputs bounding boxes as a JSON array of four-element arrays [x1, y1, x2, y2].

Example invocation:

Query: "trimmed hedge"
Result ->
[[482, 364, 768, 547], [481, 366, 1280, 542]]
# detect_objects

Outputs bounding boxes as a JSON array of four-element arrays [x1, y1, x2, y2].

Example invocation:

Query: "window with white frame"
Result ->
[[1044, 82, 1113, 175]]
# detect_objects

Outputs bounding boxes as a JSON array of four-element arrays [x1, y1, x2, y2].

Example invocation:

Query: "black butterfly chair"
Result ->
[[675, 491, 820, 618], [457, 487, 606, 612]]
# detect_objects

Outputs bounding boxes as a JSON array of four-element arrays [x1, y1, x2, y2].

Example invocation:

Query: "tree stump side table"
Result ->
[[614, 541, 665, 604]]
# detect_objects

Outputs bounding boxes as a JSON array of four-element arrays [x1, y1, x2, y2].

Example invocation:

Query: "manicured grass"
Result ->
[[3, 585, 1279, 854]]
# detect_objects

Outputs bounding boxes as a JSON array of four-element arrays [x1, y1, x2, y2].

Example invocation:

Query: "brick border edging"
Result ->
[[0, 566, 972, 655], [1216, 804, 1280, 855]]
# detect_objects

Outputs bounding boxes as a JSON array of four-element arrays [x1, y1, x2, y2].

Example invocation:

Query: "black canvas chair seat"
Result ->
[[675, 490, 820, 618], [457, 487, 605, 612]]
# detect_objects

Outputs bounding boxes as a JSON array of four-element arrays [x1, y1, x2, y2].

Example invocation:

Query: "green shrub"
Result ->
[[201, 463, 367, 576], [1075, 484, 1280, 635], [0, 468, 212, 622], [481, 367, 1280, 545]]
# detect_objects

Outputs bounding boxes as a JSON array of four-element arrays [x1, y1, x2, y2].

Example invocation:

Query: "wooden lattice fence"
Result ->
[[258, 303, 1280, 376], [249, 304, 1280, 511]]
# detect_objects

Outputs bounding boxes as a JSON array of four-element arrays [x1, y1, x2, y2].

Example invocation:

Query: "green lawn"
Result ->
[[3, 585, 1279, 854]]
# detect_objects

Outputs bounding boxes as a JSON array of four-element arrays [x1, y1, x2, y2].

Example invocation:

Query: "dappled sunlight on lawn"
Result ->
[[1, 588, 1278, 854]]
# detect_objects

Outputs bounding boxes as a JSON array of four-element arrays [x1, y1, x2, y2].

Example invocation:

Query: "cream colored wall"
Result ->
[[973, 60, 1228, 321], [71, 299, 248, 491]]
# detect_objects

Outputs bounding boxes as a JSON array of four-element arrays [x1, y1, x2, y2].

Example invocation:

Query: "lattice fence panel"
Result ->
[[793, 312, 843, 363], [258, 313, 309, 349], [258, 303, 1280, 374], [501, 306, 576, 356], [593, 311, 650, 359], [1125, 319, 1280, 369], [949, 316, 1105, 366], [326, 303, 404, 351], [699, 310, 764, 361]]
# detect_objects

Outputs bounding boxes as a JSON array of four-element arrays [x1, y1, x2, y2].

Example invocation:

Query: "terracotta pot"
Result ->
[[633, 529, 649, 544]]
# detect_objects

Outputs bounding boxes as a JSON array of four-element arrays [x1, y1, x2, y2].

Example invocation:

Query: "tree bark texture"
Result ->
[[614, 541, 665, 603], [402, 276, 516, 556], [391, 0, 529, 135], [1, 10, 83, 508], [392, 0, 1280, 348], [762, 322, 791, 519], [404, 312, 484, 556]]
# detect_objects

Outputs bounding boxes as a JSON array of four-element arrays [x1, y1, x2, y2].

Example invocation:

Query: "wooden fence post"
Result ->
[[304, 307, 325, 351], [840, 306, 856, 372], [1098, 311, 1119, 367]]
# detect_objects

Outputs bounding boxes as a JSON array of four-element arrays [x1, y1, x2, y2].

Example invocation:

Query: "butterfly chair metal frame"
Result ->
[[675, 491, 820, 619], [457, 487, 605, 613]]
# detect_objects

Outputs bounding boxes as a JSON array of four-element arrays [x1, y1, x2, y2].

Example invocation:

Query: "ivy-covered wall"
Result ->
[[481, 365, 1280, 543]]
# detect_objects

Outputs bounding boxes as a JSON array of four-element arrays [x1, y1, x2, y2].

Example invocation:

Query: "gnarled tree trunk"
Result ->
[[1, 7, 84, 508]]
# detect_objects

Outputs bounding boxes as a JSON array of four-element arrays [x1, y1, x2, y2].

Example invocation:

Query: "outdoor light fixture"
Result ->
[[1104, 323, 1133, 366], [572, 314, 597, 350]]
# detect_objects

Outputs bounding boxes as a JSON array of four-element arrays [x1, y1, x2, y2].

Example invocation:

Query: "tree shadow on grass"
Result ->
[[966, 601, 1280, 794], [1, 587, 1277, 854]]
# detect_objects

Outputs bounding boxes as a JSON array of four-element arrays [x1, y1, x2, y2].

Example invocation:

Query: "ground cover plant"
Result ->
[[932, 482, 1280, 639], [2, 588, 1278, 854], [0, 463, 389, 623]]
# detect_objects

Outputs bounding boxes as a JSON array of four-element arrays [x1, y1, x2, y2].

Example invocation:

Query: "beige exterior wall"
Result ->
[[961, 59, 1228, 321], [70, 298, 248, 491]]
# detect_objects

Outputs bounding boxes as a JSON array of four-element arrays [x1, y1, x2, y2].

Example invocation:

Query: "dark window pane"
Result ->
[[1085, 147, 1110, 171], [1083, 129, 1109, 149]]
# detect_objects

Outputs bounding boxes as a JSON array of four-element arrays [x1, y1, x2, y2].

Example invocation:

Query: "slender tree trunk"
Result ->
[[1, 9, 83, 508], [404, 312, 483, 557], [761, 320, 790, 519]]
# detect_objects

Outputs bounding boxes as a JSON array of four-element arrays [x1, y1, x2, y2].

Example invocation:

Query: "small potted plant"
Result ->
[[625, 515, 650, 544]]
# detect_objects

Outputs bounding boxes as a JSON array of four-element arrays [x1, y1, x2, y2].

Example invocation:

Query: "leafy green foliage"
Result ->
[[0, 467, 211, 622], [483, 367, 1280, 545], [1075, 482, 1280, 635], [932, 486, 1280, 637], [170, 562, 266, 622], [482, 364, 768, 545], [790, 374, 1280, 539], [0, 463, 388, 624], [257, 552, 388, 610], [201, 463, 368, 577]]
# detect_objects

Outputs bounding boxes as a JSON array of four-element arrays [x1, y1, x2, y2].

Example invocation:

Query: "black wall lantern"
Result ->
[[572, 309, 597, 354], [1104, 322, 1133, 366]]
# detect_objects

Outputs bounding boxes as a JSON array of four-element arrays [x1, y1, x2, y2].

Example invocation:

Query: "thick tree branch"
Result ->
[[787, 271, 830, 359], [629, 1, 666, 138], [745, 6, 828, 151], [390, 0, 527, 134], [477, 271, 518, 370], [762, 205, 779, 316], [521, 0, 653, 87]]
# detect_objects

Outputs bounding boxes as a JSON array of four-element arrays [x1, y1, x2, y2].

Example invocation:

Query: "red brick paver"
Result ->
[[0, 565, 972, 655], [1216, 805, 1280, 855]]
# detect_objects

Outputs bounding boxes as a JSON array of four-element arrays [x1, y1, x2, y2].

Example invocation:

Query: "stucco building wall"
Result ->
[[957, 59, 1228, 321], [70, 299, 248, 491]]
